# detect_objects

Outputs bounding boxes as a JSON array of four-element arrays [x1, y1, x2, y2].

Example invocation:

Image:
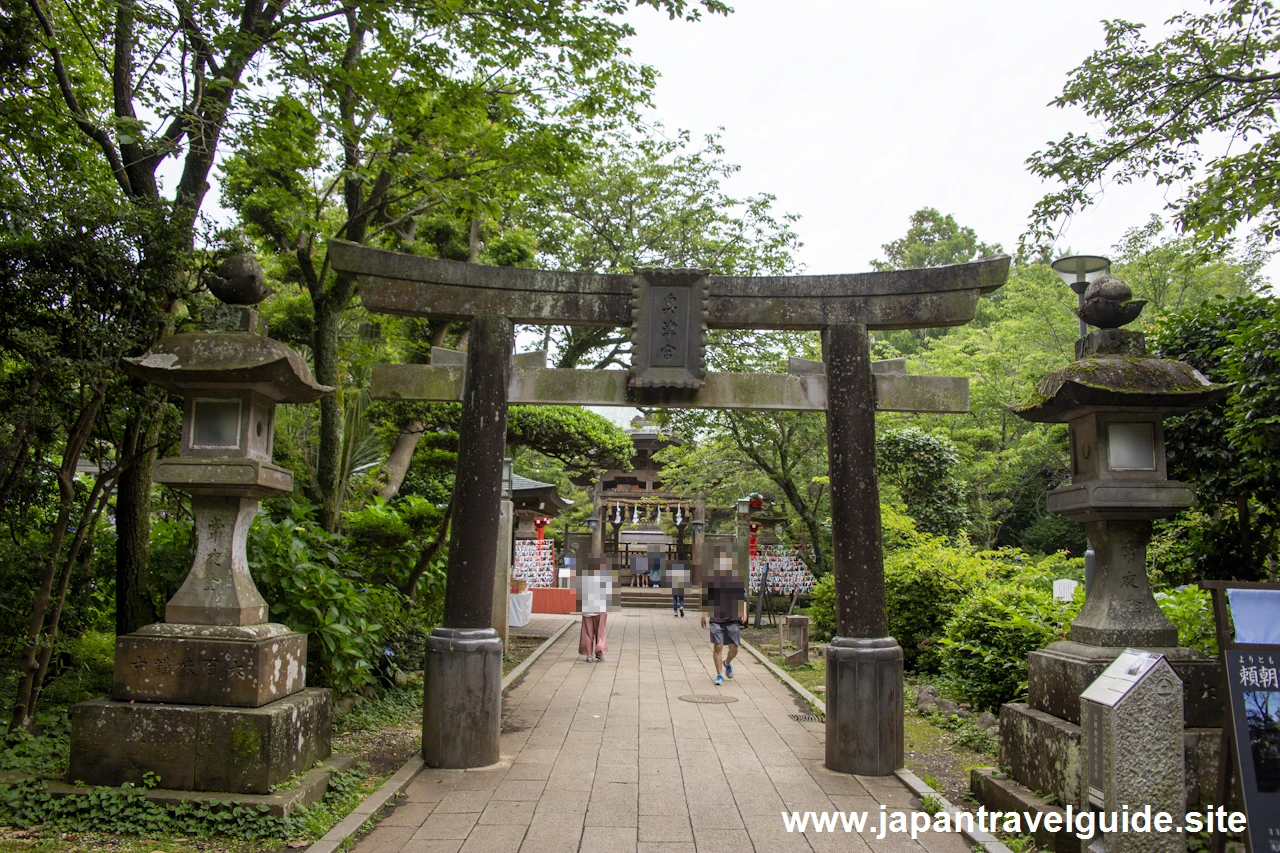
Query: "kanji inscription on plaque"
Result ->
[[629, 269, 708, 392]]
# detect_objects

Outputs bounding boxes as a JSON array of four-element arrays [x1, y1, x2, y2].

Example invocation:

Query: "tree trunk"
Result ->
[[10, 392, 102, 732], [315, 293, 346, 531], [1238, 494, 1253, 574], [29, 474, 114, 721], [115, 408, 157, 635], [377, 421, 425, 501]]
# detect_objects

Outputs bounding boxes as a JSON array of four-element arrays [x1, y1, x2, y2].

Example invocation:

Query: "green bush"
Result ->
[[884, 535, 1000, 671], [807, 504, 929, 642], [250, 507, 403, 695], [807, 573, 835, 641], [939, 582, 1077, 711], [1156, 585, 1218, 657]]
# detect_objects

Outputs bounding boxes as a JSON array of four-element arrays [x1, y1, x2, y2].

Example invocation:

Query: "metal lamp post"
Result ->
[[1051, 254, 1111, 595]]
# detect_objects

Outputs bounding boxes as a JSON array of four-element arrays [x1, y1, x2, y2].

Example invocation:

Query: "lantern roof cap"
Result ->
[[1013, 355, 1229, 423], [125, 331, 332, 402]]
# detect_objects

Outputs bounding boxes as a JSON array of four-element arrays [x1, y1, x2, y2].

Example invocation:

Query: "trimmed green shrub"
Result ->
[[808, 573, 836, 641], [884, 536, 1001, 672], [939, 582, 1078, 711], [1156, 585, 1218, 657]]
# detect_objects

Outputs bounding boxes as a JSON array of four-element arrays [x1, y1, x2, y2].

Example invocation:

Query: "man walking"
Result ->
[[700, 554, 747, 685], [670, 562, 690, 617]]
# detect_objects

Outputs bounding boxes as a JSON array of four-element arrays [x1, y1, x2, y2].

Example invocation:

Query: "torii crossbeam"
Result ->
[[327, 239, 1009, 776]]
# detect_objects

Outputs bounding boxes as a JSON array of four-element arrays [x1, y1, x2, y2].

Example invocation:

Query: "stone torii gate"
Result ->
[[328, 240, 1008, 775]]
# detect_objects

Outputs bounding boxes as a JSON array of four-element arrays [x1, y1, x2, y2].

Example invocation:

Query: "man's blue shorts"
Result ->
[[709, 621, 741, 646]]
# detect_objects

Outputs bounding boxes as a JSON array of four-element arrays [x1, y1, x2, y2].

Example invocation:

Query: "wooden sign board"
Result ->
[[1224, 649, 1280, 851]]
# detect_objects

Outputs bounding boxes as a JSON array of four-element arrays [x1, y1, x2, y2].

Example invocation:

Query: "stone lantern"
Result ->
[[68, 256, 337, 797], [974, 273, 1232, 820]]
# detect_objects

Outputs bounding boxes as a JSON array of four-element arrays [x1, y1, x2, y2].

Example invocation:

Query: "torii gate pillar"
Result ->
[[422, 315, 511, 769], [823, 323, 903, 775]]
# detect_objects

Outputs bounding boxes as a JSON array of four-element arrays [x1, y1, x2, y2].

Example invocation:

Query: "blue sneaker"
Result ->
[[725, 661, 734, 679], [715, 674, 724, 686]]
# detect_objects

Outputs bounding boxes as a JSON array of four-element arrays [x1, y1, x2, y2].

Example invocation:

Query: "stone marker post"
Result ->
[[823, 322, 904, 776], [423, 315, 511, 769], [490, 462, 514, 650], [1079, 650, 1184, 853]]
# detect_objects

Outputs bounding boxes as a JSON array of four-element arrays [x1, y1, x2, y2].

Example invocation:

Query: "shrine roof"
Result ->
[[511, 474, 573, 513]]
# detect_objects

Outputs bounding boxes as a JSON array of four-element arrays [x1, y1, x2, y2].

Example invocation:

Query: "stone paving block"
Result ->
[[492, 780, 547, 801], [359, 823, 417, 853], [637, 814, 693, 843], [585, 800, 639, 827], [516, 747, 561, 764], [826, 794, 880, 812], [526, 810, 585, 839], [458, 822, 528, 853], [401, 839, 465, 853], [435, 789, 495, 813], [691, 828, 753, 853], [579, 826, 637, 853], [452, 771, 508, 792], [637, 791, 689, 816], [688, 803, 745, 830], [413, 811, 482, 841], [533, 789, 591, 814], [479, 799, 537, 825], [405, 777, 459, 802], [381, 800, 439, 826], [505, 762, 553, 781], [595, 764, 638, 784]]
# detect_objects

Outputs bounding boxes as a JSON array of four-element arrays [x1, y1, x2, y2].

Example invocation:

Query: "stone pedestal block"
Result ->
[[998, 701, 1227, 811], [1028, 641, 1222, 727], [422, 627, 502, 768], [824, 637, 903, 776], [999, 702, 1085, 806], [113, 623, 306, 707], [69, 688, 331, 794]]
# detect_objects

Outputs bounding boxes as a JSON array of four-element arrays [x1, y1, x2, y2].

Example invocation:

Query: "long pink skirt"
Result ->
[[579, 614, 608, 656]]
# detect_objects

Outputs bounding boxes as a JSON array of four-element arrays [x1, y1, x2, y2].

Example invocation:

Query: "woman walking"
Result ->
[[577, 559, 612, 662]]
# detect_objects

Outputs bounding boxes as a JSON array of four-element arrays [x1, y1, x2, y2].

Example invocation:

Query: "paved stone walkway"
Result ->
[[354, 608, 967, 853]]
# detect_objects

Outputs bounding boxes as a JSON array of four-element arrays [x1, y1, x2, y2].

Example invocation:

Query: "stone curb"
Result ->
[[502, 617, 576, 690], [895, 768, 1014, 853], [739, 639, 826, 715], [304, 617, 575, 853]]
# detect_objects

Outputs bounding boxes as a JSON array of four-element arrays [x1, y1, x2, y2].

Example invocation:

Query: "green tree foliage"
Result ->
[[1151, 294, 1280, 580], [221, 1, 727, 531], [876, 428, 967, 538], [871, 207, 1001, 272], [0, 192, 171, 729], [515, 130, 803, 369], [1111, 215, 1270, 317], [1026, 0, 1280, 252]]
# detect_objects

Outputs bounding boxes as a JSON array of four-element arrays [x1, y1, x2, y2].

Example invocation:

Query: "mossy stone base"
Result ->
[[68, 688, 331, 794], [113, 623, 307, 707]]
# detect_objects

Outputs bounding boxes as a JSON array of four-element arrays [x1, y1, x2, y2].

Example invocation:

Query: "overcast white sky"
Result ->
[[621, 0, 1222, 274]]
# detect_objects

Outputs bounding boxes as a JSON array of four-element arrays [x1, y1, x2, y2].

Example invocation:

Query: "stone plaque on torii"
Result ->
[[328, 239, 1008, 774]]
